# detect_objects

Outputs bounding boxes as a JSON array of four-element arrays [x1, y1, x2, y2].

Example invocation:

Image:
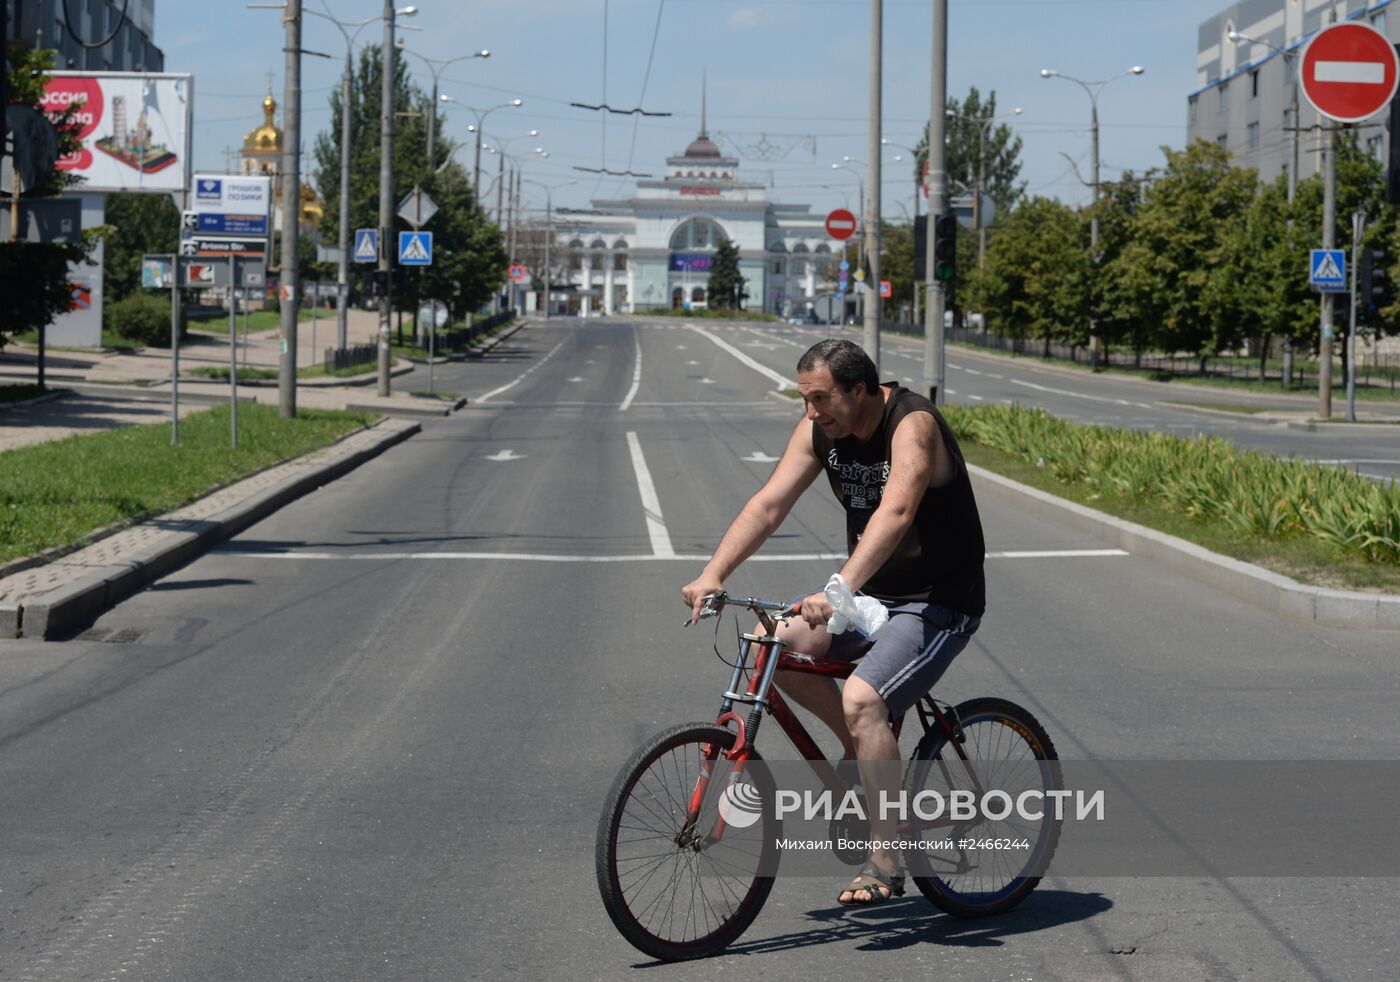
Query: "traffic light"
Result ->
[[933, 213, 958, 283], [913, 214, 927, 282], [1358, 246, 1391, 324]]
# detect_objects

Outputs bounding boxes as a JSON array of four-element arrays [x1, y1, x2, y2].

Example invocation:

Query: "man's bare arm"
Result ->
[[682, 418, 822, 619]]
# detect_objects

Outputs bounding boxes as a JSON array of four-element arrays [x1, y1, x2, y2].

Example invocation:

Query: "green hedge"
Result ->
[[106, 292, 177, 348], [943, 404, 1400, 565]]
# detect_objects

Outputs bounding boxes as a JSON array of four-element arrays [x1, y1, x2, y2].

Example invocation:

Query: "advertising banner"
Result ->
[[40, 72, 193, 194]]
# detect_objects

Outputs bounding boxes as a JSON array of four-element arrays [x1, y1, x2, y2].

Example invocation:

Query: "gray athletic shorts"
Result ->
[[820, 599, 981, 719]]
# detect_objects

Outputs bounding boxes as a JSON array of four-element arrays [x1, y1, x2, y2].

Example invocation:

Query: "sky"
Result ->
[[158, 0, 1235, 221]]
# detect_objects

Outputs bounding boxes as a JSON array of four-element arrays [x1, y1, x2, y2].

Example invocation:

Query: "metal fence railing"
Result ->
[[321, 311, 516, 372], [882, 322, 1400, 395]]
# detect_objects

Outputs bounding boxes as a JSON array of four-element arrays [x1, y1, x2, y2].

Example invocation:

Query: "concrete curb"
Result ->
[[10, 418, 420, 640], [343, 396, 465, 417], [968, 464, 1400, 632], [472, 320, 525, 356]]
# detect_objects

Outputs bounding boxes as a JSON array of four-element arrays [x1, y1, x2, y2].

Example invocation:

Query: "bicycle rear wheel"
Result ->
[[596, 723, 778, 961], [903, 697, 1062, 918]]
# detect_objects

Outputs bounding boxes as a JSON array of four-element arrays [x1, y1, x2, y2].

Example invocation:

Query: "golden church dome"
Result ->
[[243, 94, 282, 154]]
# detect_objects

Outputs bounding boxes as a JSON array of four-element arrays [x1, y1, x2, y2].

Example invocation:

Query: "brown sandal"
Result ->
[[837, 862, 905, 906]]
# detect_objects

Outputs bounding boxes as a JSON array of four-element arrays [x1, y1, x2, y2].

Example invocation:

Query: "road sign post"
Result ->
[[1298, 21, 1400, 418]]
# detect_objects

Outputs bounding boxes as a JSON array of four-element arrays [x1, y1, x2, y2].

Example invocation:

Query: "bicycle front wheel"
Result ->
[[903, 697, 1062, 918], [595, 723, 778, 961]]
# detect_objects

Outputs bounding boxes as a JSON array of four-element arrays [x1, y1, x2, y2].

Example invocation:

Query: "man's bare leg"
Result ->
[[839, 675, 901, 903], [766, 619, 856, 760]]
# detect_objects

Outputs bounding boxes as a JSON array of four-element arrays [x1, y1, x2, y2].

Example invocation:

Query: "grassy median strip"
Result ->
[[0, 403, 375, 566], [944, 404, 1400, 594]]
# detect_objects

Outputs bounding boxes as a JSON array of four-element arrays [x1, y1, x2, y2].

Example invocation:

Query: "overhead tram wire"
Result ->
[[615, 0, 668, 199], [61, 0, 130, 46]]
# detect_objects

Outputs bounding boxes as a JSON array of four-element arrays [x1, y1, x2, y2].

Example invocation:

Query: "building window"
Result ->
[[613, 253, 627, 271], [1217, 133, 1229, 151], [1368, 134, 1384, 161], [772, 259, 784, 275], [1250, 71, 1259, 99], [1247, 122, 1260, 153], [1188, 96, 1198, 125], [1218, 82, 1229, 113], [668, 217, 726, 251]]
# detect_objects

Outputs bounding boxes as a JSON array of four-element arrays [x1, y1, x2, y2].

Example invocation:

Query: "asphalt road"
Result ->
[[2, 318, 1398, 981], [676, 320, 1400, 486]]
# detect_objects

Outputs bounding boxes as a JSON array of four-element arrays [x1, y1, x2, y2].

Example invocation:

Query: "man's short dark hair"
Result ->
[[796, 339, 879, 396]]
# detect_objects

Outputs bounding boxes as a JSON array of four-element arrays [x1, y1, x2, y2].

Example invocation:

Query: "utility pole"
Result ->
[[864, 0, 883, 369], [377, 1, 395, 397], [277, 0, 302, 418], [923, 0, 948, 405], [1348, 210, 1362, 422], [337, 52, 352, 354], [1319, 123, 1335, 420]]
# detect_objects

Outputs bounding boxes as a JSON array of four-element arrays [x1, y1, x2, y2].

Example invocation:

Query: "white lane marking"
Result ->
[[741, 451, 781, 463], [686, 360, 701, 366], [969, 394, 985, 402], [986, 372, 1004, 380], [964, 368, 983, 376], [676, 345, 687, 350], [903, 376, 915, 384], [477, 337, 567, 403], [1312, 458, 1400, 465], [1315, 60, 1386, 84], [687, 325, 795, 388], [948, 362, 963, 370], [1009, 376, 1126, 406], [946, 388, 957, 396], [218, 548, 1130, 562], [627, 431, 675, 558], [619, 331, 642, 411], [699, 377, 716, 384], [484, 449, 524, 461], [567, 376, 585, 382]]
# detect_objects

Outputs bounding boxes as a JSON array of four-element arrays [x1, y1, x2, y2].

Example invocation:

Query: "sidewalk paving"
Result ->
[[0, 417, 421, 639]]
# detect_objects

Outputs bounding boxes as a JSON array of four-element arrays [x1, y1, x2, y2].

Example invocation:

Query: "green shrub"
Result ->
[[106, 292, 177, 348], [944, 404, 1400, 566]]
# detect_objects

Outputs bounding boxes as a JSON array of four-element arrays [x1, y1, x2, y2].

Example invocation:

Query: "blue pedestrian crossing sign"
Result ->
[[398, 231, 433, 266], [1310, 249, 1347, 292], [353, 228, 378, 264]]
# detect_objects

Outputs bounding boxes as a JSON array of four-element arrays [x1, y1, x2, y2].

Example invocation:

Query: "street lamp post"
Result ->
[[439, 94, 523, 201], [1229, 29, 1300, 388], [882, 138, 923, 324], [1041, 65, 1144, 369], [832, 160, 865, 325], [522, 179, 576, 320], [292, 4, 417, 356], [483, 141, 545, 313], [398, 47, 489, 164], [944, 106, 1021, 267]]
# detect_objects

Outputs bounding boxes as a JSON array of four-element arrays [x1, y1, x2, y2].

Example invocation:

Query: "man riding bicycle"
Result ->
[[682, 339, 985, 907]]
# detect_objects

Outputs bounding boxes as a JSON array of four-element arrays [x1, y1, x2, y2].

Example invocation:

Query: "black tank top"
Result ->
[[810, 383, 986, 616]]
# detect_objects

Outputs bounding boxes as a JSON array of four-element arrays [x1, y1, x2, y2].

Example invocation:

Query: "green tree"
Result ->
[[101, 193, 180, 302], [978, 197, 1090, 350], [1113, 140, 1257, 358], [707, 239, 746, 310], [914, 87, 1025, 215], [311, 46, 505, 319], [1094, 172, 1151, 356], [879, 220, 915, 316]]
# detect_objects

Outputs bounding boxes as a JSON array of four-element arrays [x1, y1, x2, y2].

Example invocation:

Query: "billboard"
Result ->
[[39, 72, 193, 194]]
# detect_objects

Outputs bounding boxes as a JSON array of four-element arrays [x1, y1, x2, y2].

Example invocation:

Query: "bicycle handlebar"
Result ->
[[684, 591, 796, 627]]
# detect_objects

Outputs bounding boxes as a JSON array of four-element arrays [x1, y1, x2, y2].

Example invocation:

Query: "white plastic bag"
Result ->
[[823, 573, 889, 640]]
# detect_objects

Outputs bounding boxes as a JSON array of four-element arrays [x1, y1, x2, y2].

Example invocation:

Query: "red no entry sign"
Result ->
[[509, 263, 527, 282], [1300, 21, 1400, 123], [825, 208, 858, 240]]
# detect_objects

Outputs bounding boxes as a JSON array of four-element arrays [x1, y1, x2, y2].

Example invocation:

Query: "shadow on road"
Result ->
[[665, 889, 1115, 963]]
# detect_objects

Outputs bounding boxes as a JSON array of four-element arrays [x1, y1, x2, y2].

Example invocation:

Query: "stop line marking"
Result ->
[[218, 548, 1129, 563]]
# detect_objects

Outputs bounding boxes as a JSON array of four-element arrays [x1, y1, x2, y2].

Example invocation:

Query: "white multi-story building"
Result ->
[[1187, 0, 1394, 184], [553, 108, 838, 316]]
